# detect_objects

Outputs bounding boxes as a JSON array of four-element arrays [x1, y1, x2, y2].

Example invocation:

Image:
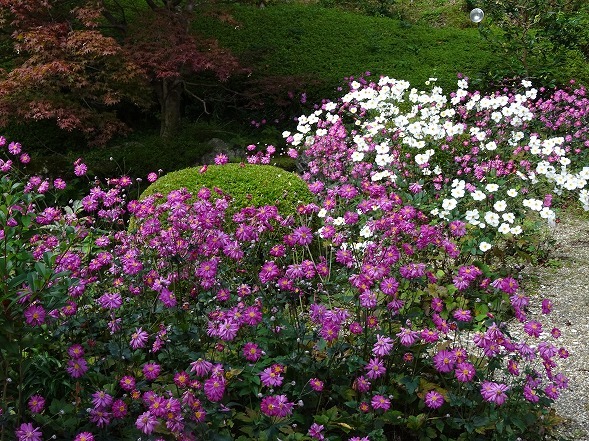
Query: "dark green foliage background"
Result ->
[[3, 1, 589, 182]]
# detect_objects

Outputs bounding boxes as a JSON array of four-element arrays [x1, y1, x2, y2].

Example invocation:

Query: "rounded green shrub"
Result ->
[[140, 163, 314, 217]]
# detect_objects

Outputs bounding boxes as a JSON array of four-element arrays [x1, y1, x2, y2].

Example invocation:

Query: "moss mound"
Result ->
[[140, 163, 314, 217]]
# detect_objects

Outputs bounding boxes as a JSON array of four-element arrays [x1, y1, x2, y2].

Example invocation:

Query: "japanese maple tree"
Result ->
[[117, 1, 242, 138], [0, 0, 148, 146], [0, 0, 242, 145]]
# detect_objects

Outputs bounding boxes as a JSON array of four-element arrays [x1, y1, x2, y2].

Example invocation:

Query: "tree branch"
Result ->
[[183, 81, 209, 114], [145, 0, 159, 11], [100, 0, 128, 34], [184, 80, 241, 96]]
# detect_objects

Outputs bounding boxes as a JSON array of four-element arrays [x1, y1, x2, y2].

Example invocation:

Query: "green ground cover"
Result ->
[[194, 3, 501, 92]]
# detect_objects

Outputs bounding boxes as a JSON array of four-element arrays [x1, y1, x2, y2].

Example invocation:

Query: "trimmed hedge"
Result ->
[[140, 163, 314, 217]]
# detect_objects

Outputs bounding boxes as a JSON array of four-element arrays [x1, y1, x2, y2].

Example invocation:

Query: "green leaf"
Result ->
[[472, 415, 489, 427], [20, 214, 32, 228], [34, 261, 48, 279], [399, 376, 420, 394], [382, 410, 404, 425], [496, 420, 504, 433], [407, 414, 427, 430], [316, 338, 327, 351], [511, 416, 527, 432], [435, 419, 444, 432], [48, 398, 70, 415]]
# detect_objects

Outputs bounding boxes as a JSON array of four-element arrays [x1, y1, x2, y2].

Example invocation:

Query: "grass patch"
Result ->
[[194, 3, 503, 94], [391, 0, 470, 28]]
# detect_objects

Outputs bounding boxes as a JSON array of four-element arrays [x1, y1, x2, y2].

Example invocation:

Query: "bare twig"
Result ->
[[183, 82, 209, 114]]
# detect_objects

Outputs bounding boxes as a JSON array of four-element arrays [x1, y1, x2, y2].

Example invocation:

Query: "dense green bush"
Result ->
[[477, 0, 589, 85], [140, 163, 314, 216]]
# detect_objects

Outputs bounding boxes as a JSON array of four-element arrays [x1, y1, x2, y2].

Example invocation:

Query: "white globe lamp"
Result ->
[[470, 8, 484, 23]]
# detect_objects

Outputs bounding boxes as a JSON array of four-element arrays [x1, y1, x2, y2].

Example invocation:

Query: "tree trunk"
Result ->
[[157, 77, 182, 139]]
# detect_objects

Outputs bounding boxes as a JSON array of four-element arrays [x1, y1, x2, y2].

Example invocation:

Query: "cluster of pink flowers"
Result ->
[[4, 72, 584, 439], [66, 344, 88, 379], [260, 394, 294, 418], [246, 143, 276, 164]]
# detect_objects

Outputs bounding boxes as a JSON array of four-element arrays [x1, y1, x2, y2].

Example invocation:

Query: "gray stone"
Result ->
[[200, 138, 244, 164]]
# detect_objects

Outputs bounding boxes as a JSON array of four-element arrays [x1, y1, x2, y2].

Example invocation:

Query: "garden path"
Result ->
[[521, 211, 589, 441]]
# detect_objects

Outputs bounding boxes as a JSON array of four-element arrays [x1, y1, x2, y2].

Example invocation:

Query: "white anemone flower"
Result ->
[[324, 102, 337, 112], [530, 144, 542, 155], [415, 153, 430, 166], [465, 209, 480, 223], [484, 211, 500, 227], [578, 167, 589, 180], [554, 174, 567, 187], [497, 223, 511, 234], [471, 190, 486, 201], [564, 176, 581, 191], [479, 242, 492, 252], [485, 141, 498, 151], [502, 212, 516, 224], [375, 154, 392, 167], [359, 225, 373, 238], [558, 156, 571, 167], [375, 143, 390, 154], [523, 199, 543, 211], [291, 133, 304, 146], [536, 161, 550, 175], [442, 198, 458, 211], [493, 200, 507, 212], [540, 207, 555, 220], [451, 187, 465, 199]]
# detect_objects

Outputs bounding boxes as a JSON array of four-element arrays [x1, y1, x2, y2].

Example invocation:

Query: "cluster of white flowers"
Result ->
[[371, 170, 395, 182], [580, 189, 589, 210], [522, 199, 556, 221], [286, 77, 589, 253]]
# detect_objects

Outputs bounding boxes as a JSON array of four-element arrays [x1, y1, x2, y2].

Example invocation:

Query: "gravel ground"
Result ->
[[519, 212, 589, 441]]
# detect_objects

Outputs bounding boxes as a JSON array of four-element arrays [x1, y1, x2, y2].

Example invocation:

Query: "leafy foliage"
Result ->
[[193, 4, 503, 97], [477, 0, 589, 83], [120, 2, 242, 138], [0, 0, 242, 146]]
